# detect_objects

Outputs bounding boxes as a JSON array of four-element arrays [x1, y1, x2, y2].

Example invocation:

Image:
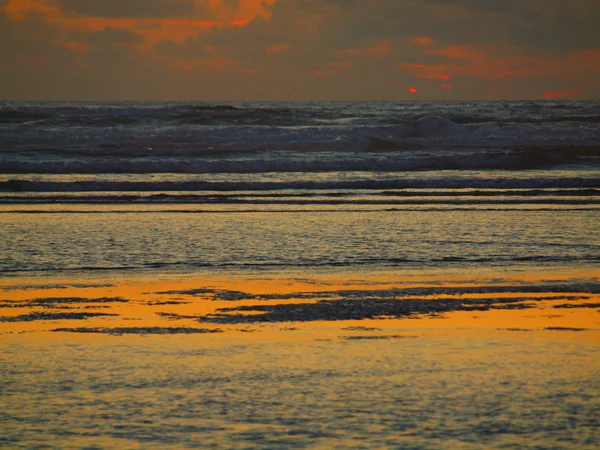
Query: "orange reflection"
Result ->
[[2, 267, 597, 343]]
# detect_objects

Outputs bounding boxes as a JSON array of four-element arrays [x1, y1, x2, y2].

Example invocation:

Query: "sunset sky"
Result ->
[[1, 0, 599, 101]]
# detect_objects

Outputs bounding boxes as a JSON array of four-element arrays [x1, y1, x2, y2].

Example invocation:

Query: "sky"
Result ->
[[1, 0, 599, 101]]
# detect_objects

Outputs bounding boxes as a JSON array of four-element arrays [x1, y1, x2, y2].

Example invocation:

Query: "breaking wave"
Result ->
[[2, 100, 599, 176], [2, 101, 600, 126]]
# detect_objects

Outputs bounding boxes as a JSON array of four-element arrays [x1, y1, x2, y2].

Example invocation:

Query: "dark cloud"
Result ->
[[1, 0, 599, 100], [54, 0, 197, 18], [285, 0, 600, 52], [69, 27, 143, 45], [0, 11, 72, 63], [80, 44, 146, 68], [510, 4, 600, 53], [408, 0, 600, 51], [222, 0, 241, 10], [155, 38, 209, 58]]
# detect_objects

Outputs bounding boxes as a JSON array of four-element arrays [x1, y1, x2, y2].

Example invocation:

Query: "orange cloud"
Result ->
[[364, 39, 393, 59], [200, 56, 242, 71], [2, 0, 285, 77], [3, 0, 274, 50], [208, 0, 276, 22], [3, 0, 599, 100], [59, 41, 88, 52], [338, 39, 393, 60], [542, 90, 582, 99], [534, 48, 600, 80], [397, 63, 427, 69], [137, 23, 215, 48], [411, 36, 435, 47], [266, 42, 292, 54], [165, 54, 242, 73], [504, 70, 532, 76], [399, 44, 600, 90], [397, 62, 453, 80], [424, 45, 489, 63], [314, 60, 356, 77], [4, 0, 56, 20]]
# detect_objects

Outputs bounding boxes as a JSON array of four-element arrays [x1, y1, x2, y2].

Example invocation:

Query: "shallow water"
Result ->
[[2, 100, 599, 448], [1, 207, 599, 275], [2, 327, 599, 449], [1, 269, 599, 449]]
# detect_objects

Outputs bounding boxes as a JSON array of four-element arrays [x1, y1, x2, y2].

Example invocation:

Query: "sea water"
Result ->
[[1, 101, 599, 449], [1, 100, 599, 276]]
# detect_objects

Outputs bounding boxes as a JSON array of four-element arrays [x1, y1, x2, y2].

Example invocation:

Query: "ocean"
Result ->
[[1, 100, 599, 449], [1, 100, 600, 274]]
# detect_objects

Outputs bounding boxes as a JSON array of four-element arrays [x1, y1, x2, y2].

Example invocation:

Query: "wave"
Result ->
[[3, 101, 600, 129], [448, 115, 600, 125], [0, 103, 306, 127], [189, 104, 242, 111], [3, 177, 600, 192], [5, 188, 597, 196], [1, 153, 598, 174], [3, 255, 599, 276], [0, 109, 51, 123], [3, 138, 599, 162], [3, 101, 599, 176], [2, 194, 599, 205], [2, 118, 599, 164]]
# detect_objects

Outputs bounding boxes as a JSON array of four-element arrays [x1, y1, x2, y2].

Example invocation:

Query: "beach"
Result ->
[[1, 100, 599, 448], [2, 267, 600, 449]]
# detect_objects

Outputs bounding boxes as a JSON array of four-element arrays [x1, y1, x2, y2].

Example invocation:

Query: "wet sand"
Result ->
[[1, 267, 599, 448], [1, 267, 599, 339]]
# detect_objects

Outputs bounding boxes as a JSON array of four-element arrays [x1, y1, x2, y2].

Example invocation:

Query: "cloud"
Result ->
[[411, 36, 435, 47], [69, 26, 143, 44], [54, 0, 197, 18], [0, 9, 71, 65], [398, 43, 600, 82], [1, 0, 599, 99], [155, 37, 209, 58], [265, 42, 291, 54], [419, 0, 600, 52], [542, 90, 582, 99]]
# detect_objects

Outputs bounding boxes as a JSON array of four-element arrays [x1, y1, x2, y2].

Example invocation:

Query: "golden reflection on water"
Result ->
[[2, 268, 600, 449], [1, 267, 599, 342]]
